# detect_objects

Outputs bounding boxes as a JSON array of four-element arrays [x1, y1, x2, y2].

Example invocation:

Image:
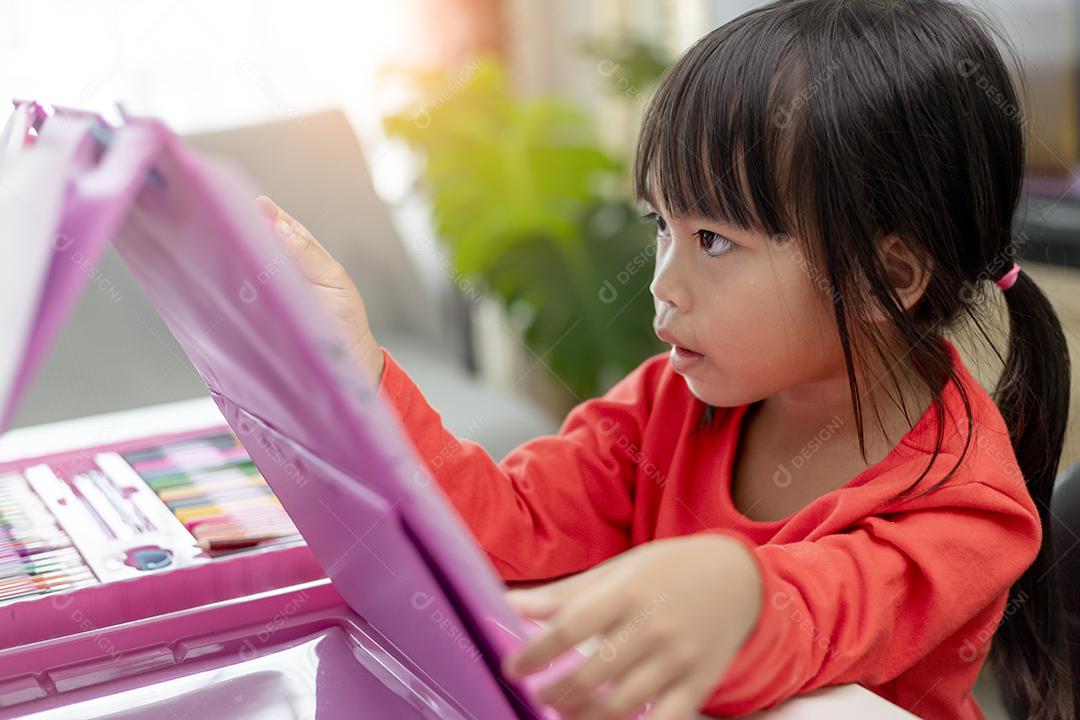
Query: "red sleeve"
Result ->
[[700, 478, 1041, 715], [377, 347, 664, 582]]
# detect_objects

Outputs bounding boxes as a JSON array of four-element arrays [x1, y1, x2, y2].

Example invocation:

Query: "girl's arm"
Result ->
[[700, 475, 1041, 715], [501, 464, 1040, 719], [378, 345, 662, 582], [256, 195, 654, 583]]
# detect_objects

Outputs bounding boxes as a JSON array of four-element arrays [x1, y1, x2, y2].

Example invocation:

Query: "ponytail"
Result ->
[[990, 268, 1074, 719]]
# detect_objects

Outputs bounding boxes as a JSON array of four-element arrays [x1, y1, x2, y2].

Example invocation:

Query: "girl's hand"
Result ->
[[255, 196, 385, 384], [503, 535, 762, 720]]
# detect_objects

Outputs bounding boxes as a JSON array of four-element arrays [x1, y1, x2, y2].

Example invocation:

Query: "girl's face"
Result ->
[[648, 204, 845, 407]]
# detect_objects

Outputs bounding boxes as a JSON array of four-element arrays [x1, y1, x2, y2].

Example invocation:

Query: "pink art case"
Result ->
[[0, 102, 609, 719]]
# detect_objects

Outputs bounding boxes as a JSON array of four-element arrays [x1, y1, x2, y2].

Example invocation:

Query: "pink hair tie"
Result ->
[[995, 262, 1021, 291]]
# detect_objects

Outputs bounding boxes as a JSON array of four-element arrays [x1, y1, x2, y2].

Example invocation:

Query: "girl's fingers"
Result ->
[[254, 194, 278, 221], [536, 630, 649, 710], [507, 555, 626, 617], [257, 196, 315, 249], [506, 588, 560, 620], [640, 683, 700, 720], [572, 657, 674, 720], [504, 585, 625, 679], [255, 195, 346, 289], [506, 564, 608, 619]]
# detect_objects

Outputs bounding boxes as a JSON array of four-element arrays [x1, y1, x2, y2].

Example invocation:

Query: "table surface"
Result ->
[[0, 398, 916, 719]]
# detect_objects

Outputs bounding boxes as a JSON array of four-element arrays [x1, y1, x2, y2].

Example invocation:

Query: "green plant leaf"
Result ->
[[384, 58, 663, 400]]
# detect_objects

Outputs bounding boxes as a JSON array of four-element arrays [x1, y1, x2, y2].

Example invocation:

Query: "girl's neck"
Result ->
[[731, 350, 937, 523], [756, 347, 936, 465]]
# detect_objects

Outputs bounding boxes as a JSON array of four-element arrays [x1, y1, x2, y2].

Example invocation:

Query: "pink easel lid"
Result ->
[[1, 102, 550, 719]]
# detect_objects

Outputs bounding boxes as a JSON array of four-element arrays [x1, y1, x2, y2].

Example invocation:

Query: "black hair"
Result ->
[[633, 1, 1073, 717]]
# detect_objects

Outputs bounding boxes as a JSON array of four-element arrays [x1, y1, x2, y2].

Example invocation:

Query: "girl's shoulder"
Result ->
[[875, 339, 1034, 514]]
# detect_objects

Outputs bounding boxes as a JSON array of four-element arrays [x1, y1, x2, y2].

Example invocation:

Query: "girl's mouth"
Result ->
[[669, 345, 704, 372]]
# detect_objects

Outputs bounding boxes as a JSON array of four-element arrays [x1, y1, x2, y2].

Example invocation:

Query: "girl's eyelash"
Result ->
[[696, 229, 733, 257], [641, 212, 731, 256], [641, 211, 669, 235]]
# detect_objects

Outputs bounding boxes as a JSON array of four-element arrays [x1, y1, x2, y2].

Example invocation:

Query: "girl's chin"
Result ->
[[682, 375, 724, 405], [682, 374, 756, 409]]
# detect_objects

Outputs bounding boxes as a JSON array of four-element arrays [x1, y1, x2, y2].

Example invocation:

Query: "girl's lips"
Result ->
[[669, 345, 704, 372], [654, 329, 705, 370]]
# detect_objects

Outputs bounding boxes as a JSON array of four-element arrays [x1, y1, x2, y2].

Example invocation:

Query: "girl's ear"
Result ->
[[867, 234, 934, 321]]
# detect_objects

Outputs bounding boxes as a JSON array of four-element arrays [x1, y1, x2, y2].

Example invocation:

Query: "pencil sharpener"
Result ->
[[123, 546, 173, 571]]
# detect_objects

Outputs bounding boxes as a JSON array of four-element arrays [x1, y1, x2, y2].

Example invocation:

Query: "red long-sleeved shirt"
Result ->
[[376, 338, 1039, 719]]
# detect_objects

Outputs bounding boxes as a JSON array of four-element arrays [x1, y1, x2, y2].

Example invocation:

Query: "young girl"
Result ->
[[255, 1, 1073, 718]]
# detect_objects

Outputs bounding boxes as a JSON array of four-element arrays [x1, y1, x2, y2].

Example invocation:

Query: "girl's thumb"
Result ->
[[506, 587, 560, 619]]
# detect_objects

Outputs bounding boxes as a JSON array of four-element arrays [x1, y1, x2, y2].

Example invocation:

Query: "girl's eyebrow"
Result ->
[[639, 203, 664, 221], [676, 212, 735, 230], [639, 199, 744, 234]]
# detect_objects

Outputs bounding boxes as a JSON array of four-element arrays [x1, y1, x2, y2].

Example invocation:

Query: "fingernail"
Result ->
[[276, 219, 293, 238], [254, 195, 277, 218], [508, 589, 551, 611]]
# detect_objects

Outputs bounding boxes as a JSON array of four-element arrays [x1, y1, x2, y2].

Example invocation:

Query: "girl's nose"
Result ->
[[650, 265, 691, 313]]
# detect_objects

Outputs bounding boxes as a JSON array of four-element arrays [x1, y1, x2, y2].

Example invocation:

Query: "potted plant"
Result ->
[[385, 57, 664, 413]]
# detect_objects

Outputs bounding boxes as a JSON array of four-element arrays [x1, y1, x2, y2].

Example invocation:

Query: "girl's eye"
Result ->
[[697, 229, 733, 257], [642, 211, 670, 238]]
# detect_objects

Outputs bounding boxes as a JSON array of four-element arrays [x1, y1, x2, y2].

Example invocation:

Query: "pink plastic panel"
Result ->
[[0, 581, 466, 719], [0, 543, 323, 651], [0, 105, 590, 719], [109, 117, 547, 717], [0, 112, 162, 430]]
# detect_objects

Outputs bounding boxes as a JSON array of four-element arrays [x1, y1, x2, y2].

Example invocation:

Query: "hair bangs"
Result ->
[[634, 9, 808, 239]]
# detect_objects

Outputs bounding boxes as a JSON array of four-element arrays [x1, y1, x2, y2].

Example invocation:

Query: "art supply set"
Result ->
[[0, 101, 603, 719], [0, 425, 301, 613], [0, 473, 96, 603], [120, 432, 299, 553]]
